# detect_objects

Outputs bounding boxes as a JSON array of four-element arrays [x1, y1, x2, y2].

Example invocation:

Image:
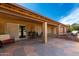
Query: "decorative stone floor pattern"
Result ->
[[0, 38, 79, 56]]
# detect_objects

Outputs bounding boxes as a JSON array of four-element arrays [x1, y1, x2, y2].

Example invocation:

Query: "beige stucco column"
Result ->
[[42, 22, 48, 44], [58, 25, 61, 35], [53, 27, 57, 34], [64, 27, 67, 33]]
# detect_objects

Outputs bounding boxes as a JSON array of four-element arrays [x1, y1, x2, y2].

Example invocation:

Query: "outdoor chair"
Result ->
[[27, 31, 33, 40], [27, 31, 37, 40], [65, 33, 79, 41], [0, 34, 15, 46]]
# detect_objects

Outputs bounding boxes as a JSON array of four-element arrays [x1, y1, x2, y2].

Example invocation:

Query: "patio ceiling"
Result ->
[[0, 3, 67, 27]]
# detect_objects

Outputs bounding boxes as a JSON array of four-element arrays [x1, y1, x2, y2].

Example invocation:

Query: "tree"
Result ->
[[68, 23, 79, 32]]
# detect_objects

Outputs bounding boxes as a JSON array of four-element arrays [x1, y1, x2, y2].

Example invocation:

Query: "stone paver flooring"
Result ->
[[0, 38, 79, 56]]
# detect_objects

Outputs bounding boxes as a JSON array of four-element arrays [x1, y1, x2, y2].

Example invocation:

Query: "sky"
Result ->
[[18, 3, 79, 25]]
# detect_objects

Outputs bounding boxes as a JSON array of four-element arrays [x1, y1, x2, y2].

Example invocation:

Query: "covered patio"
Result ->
[[0, 3, 67, 44], [0, 3, 77, 56], [0, 10, 58, 44]]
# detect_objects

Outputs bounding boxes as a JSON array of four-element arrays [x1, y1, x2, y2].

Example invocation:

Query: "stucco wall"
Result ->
[[6, 23, 20, 41], [0, 15, 43, 41], [0, 13, 67, 40]]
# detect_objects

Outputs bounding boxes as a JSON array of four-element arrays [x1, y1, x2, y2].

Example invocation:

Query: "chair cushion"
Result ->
[[0, 34, 15, 45], [2, 39, 14, 45]]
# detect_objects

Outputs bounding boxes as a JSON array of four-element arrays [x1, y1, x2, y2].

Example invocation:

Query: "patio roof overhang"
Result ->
[[0, 3, 65, 27], [0, 9, 44, 24]]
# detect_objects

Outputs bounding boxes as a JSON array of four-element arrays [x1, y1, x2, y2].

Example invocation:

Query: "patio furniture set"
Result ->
[[0, 32, 43, 48], [58, 33, 79, 42]]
